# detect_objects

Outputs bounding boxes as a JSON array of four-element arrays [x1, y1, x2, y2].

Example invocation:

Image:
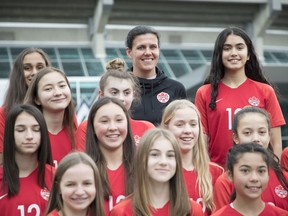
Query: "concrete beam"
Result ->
[[251, 0, 282, 61], [91, 0, 114, 58]]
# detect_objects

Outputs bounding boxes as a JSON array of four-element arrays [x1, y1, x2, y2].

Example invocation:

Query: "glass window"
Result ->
[[157, 61, 174, 78], [86, 60, 104, 76], [0, 48, 9, 60], [119, 48, 131, 63], [58, 48, 79, 59], [0, 62, 10, 78], [10, 48, 26, 59], [106, 48, 119, 60], [189, 63, 203, 70], [271, 51, 288, 63], [168, 62, 190, 77], [62, 62, 84, 76], [182, 50, 203, 62], [81, 48, 95, 60], [200, 50, 213, 61], [162, 49, 182, 61], [264, 51, 277, 63], [41, 48, 57, 60], [51, 61, 60, 69]]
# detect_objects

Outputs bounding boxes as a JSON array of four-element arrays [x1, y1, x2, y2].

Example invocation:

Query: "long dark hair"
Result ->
[[2, 104, 52, 197], [85, 97, 135, 199], [232, 106, 288, 195], [227, 143, 271, 201], [24, 67, 76, 148], [205, 26, 275, 110]]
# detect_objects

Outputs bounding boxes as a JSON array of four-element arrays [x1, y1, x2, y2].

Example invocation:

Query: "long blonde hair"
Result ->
[[133, 128, 191, 216], [161, 99, 216, 212]]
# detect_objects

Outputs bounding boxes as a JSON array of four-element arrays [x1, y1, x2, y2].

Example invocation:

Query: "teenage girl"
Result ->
[[212, 143, 288, 216], [46, 152, 106, 216], [0, 104, 54, 216], [110, 128, 203, 216], [213, 106, 288, 211], [24, 67, 77, 168], [0, 48, 51, 163], [85, 97, 135, 214], [76, 58, 154, 150], [161, 99, 223, 215], [195, 26, 285, 168]]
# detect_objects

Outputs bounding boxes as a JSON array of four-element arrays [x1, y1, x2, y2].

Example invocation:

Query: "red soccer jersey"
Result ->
[[105, 163, 126, 215], [109, 198, 204, 216], [0, 106, 5, 153], [75, 118, 154, 151], [183, 163, 223, 215], [49, 127, 73, 168], [129, 118, 155, 146], [47, 209, 90, 216], [195, 79, 286, 167], [212, 203, 288, 216], [0, 164, 54, 216], [47, 209, 60, 216], [281, 147, 288, 170], [213, 169, 288, 211]]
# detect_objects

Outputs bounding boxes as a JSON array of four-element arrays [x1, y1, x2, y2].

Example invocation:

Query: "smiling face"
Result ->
[[100, 77, 134, 110], [14, 112, 41, 156], [36, 71, 72, 113], [222, 34, 249, 74], [60, 163, 96, 215], [229, 152, 269, 201], [23, 52, 46, 86], [233, 112, 270, 149], [93, 102, 128, 152], [147, 136, 176, 185], [166, 107, 199, 153], [126, 33, 160, 78]]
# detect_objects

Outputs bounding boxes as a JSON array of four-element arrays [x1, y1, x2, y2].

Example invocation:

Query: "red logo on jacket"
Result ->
[[157, 92, 170, 103]]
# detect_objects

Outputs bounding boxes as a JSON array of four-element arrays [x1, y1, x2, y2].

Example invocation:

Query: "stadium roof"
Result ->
[[0, 0, 288, 31]]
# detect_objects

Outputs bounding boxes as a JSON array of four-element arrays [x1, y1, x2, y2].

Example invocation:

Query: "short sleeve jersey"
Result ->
[[47, 209, 60, 216], [183, 163, 224, 215], [109, 198, 204, 216], [0, 164, 54, 216], [47, 209, 90, 216], [105, 163, 126, 215], [212, 203, 288, 216], [75, 118, 154, 151], [195, 79, 286, 167], [213, 169, 288, 211], [49, 127, 73, 168]]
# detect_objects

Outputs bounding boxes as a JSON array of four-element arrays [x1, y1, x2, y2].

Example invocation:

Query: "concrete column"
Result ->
[[91, 0, 114, 58], [251, 0, 282, 61]]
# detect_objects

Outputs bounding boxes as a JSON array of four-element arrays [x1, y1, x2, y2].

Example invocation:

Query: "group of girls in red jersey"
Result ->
[[213, 107, 288, 213], [0, 25, 287, 216]]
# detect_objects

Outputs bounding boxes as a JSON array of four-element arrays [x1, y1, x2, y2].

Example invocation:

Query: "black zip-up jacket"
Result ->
[[130, 67, 187, 126]]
